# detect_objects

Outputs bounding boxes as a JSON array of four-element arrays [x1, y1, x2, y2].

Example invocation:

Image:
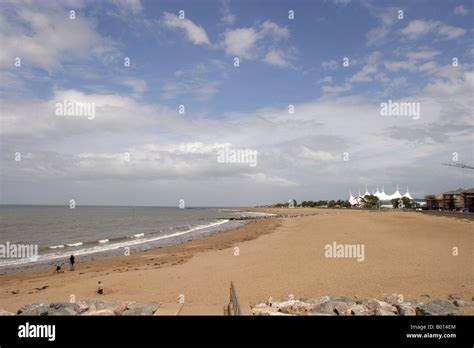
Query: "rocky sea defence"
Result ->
[[0, 300, 161, 316], [250, 294, 473, 316]]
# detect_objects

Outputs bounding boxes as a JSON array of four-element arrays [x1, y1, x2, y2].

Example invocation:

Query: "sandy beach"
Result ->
[[0, 208, 472, 314]]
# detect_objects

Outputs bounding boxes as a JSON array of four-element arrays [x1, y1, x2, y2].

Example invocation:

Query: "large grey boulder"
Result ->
[[122, 302, 161, 316], [17, 303, 49, 316], [48, 302, 78, 316], [416, 300, 459, 316], [309, 301, 338, 315]]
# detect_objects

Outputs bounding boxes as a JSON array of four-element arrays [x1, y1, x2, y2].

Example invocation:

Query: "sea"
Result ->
[[0, 206, 273, 274]]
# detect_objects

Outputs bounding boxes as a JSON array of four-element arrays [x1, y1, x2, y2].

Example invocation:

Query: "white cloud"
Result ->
[[437, 24, 467, 39], [263, 49, 294, 68], [401, 19, 439, 39], [401, 19, 466, 40], [108, 0, 143, 16], [349, 64, 377, 83], [222, 21, 294, 67], [220, 0, 236, 24], [321, 59, 338, 70], [321, 83, 352, 94], [222, 27, 259, 58], [454, 5, 469, 16], [0, 4, 119, 71], [244, 173, 299, 187], [406, 50, 440, 60], [300, 147, 337, 161], [122, 79, 147, 94], [162, 12, 210, 45], [318, 76, 333, 84]]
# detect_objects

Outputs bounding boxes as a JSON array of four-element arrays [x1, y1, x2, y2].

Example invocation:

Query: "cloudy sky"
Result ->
[[0, 0, 473, 206]]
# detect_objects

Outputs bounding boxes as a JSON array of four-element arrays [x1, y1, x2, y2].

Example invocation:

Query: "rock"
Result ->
[[367, 299, 397, 315], [416, 300, 459, 316], [309, 301, 337, 315], [123, 302, 161, 316], [396, 303, 416, 316], [384, 293, 404, 305], [349, 304, 370, 316], [334, 302, 351, 315], [330, 296, 358, 303], [277, 300, 312, 315], [0, 309, 15, 316], [82, 308, 116, 316], [97, 301, 128, 315], [252, 305, 279, 315], [74, 300, 90, 314], [375, 308, 397, 316], [453, 300, 466, 307], [49, 307, 78, 316], [17, 303, 49, 316], [448, 294, 461, 301]]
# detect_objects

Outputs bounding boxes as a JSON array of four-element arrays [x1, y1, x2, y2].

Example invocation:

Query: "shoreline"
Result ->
[[0, 208, 472, 314]]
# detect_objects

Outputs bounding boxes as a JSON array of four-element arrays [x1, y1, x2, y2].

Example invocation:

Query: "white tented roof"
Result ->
[[403, 187, 413, 200], [388, 185, 402, 200]]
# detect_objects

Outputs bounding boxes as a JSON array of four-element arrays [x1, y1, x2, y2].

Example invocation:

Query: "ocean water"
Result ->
[[0, 206, 271, 274]]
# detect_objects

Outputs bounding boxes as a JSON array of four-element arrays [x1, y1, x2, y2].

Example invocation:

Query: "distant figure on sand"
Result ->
[[69, 255, 75, 271], [97, 281, 103, 295], [54, 263, 63, 273]]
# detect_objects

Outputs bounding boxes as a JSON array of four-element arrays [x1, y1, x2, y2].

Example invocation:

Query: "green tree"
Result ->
[[363, 195, 379, 209], [401, 197, 413, 209], [392, 198, 401, 209]]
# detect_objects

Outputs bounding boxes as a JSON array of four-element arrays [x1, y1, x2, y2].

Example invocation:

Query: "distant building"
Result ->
[[425, 187, 474, 212], [349, 185, 413, 208]]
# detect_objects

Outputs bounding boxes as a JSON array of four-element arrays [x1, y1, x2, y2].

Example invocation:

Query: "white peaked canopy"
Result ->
[[377, 185, 392, 201], [364, 185, 370, 197], [349, 191, 358, 206], [403, 187, 413, 200], [389, 185, 402, 200], [374, 185, 381, 197], [350, 185, 414, 207]]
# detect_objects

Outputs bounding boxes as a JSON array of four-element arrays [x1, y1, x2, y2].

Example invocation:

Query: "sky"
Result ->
[[0, 0, 473, 206]]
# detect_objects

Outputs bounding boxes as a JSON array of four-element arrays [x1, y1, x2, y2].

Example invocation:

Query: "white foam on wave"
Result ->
[[98, 239, 109, 244], [66, 242, 83, 247], [49, 245, 64, 249], [0, 219, 230, 267], [133, 233, 145, 238]]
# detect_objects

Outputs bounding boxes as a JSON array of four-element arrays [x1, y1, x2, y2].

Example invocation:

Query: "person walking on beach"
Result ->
[[69, 254, 75, 271], [97, 281, 103, 295]]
